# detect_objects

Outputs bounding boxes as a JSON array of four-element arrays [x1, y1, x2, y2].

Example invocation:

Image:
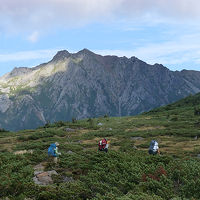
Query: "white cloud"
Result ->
[[0, 0, 117, 32], [94, 32, 200, 70], [0, 0, 200, 33], [0, 49, 59, 62], [27, 31, 39, 43]]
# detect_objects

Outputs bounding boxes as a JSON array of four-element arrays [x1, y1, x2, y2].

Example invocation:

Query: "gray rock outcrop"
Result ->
[[33, 163, 58, 186]]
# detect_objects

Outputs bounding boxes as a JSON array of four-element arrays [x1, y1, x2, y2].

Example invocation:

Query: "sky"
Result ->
[[0, 0, 200, 76]]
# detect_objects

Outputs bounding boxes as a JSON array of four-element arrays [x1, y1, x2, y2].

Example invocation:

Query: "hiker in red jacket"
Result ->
[[98, 138, 109, 153]]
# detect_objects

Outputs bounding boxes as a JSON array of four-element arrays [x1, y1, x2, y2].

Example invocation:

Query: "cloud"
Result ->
[[27, 31, 39, 43], [130, 33, 200, 66], [94, 32, 200, 70], [0, 0, 200, 33], [0, 0, 117, 32], [0, 49, 59, 62], [118, 0, 200, 20]]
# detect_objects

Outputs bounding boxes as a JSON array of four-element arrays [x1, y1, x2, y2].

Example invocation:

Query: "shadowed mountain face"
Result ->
[[0, 49, 200, 131]]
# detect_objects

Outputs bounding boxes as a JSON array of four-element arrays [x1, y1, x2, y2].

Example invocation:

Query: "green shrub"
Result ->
[[170, 117, 178, 121], [72, 117, 77, 123], [17, 135, 29, 141], [54, 121, 66, 127]]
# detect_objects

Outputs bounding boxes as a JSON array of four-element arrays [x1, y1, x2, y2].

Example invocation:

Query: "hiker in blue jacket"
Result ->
[[48, 142, 61, 163]]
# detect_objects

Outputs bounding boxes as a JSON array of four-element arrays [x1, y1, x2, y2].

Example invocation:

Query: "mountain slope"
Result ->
[[0, 49, 200, 130]]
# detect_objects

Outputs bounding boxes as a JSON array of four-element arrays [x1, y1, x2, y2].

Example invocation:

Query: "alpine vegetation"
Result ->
[[1, 93, 200, 199]]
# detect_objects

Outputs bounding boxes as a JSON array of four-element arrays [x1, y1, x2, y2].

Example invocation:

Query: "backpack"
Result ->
[[98, 139, 107, 150], [48, 143, 56, 157], [149, 140, 157, 151]]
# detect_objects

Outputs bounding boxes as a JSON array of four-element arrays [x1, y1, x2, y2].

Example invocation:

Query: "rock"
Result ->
[[36, 172, 49, 178], [197, 154, 200, 158], [33, 176, 43, 185], [14, 149, 33, 155], [130, 137, 144, 140], [108, 128, 112, 130], [194, 136, 198, 140], [63, 176, 74, 183], [67, 150, 74, 154], [0, 94, 12, 113], [33, 169, 58, 186], [34, 171, 44, 176], [33, 163, 45, 171], [133, 145, 138, 150], [48, 170, 58, 176], [37, 175, 53, 185], [65, 128, 75, 132], [98, 123, 103, 126]]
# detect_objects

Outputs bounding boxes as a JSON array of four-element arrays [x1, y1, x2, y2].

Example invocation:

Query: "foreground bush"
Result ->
[[1, 149, 200, 199]]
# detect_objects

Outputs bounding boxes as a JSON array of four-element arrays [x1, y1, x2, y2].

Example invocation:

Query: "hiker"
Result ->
[[48, 142, 61, 163], [148, 140, 160, 155], [98, 138, 109, 153]]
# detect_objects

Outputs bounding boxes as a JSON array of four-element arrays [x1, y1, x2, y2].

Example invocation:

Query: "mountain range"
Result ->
[[0, 49, 200, 131]]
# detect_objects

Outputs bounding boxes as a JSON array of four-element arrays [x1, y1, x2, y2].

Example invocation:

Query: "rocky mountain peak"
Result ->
[[76, 48, 95, 56], [130, 56, 138, 61], [129, 56, 145, 64], [51, 50, 71, 62]]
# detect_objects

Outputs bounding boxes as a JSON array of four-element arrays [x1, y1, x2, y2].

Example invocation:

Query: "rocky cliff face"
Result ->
[[0, 49, 199, 130]]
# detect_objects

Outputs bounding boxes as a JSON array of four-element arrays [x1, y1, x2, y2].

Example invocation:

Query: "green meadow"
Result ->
[[1, 93, 200, 199]]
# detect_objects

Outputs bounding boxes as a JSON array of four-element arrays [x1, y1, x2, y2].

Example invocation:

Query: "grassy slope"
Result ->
[[1, 93, 200, 199]]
